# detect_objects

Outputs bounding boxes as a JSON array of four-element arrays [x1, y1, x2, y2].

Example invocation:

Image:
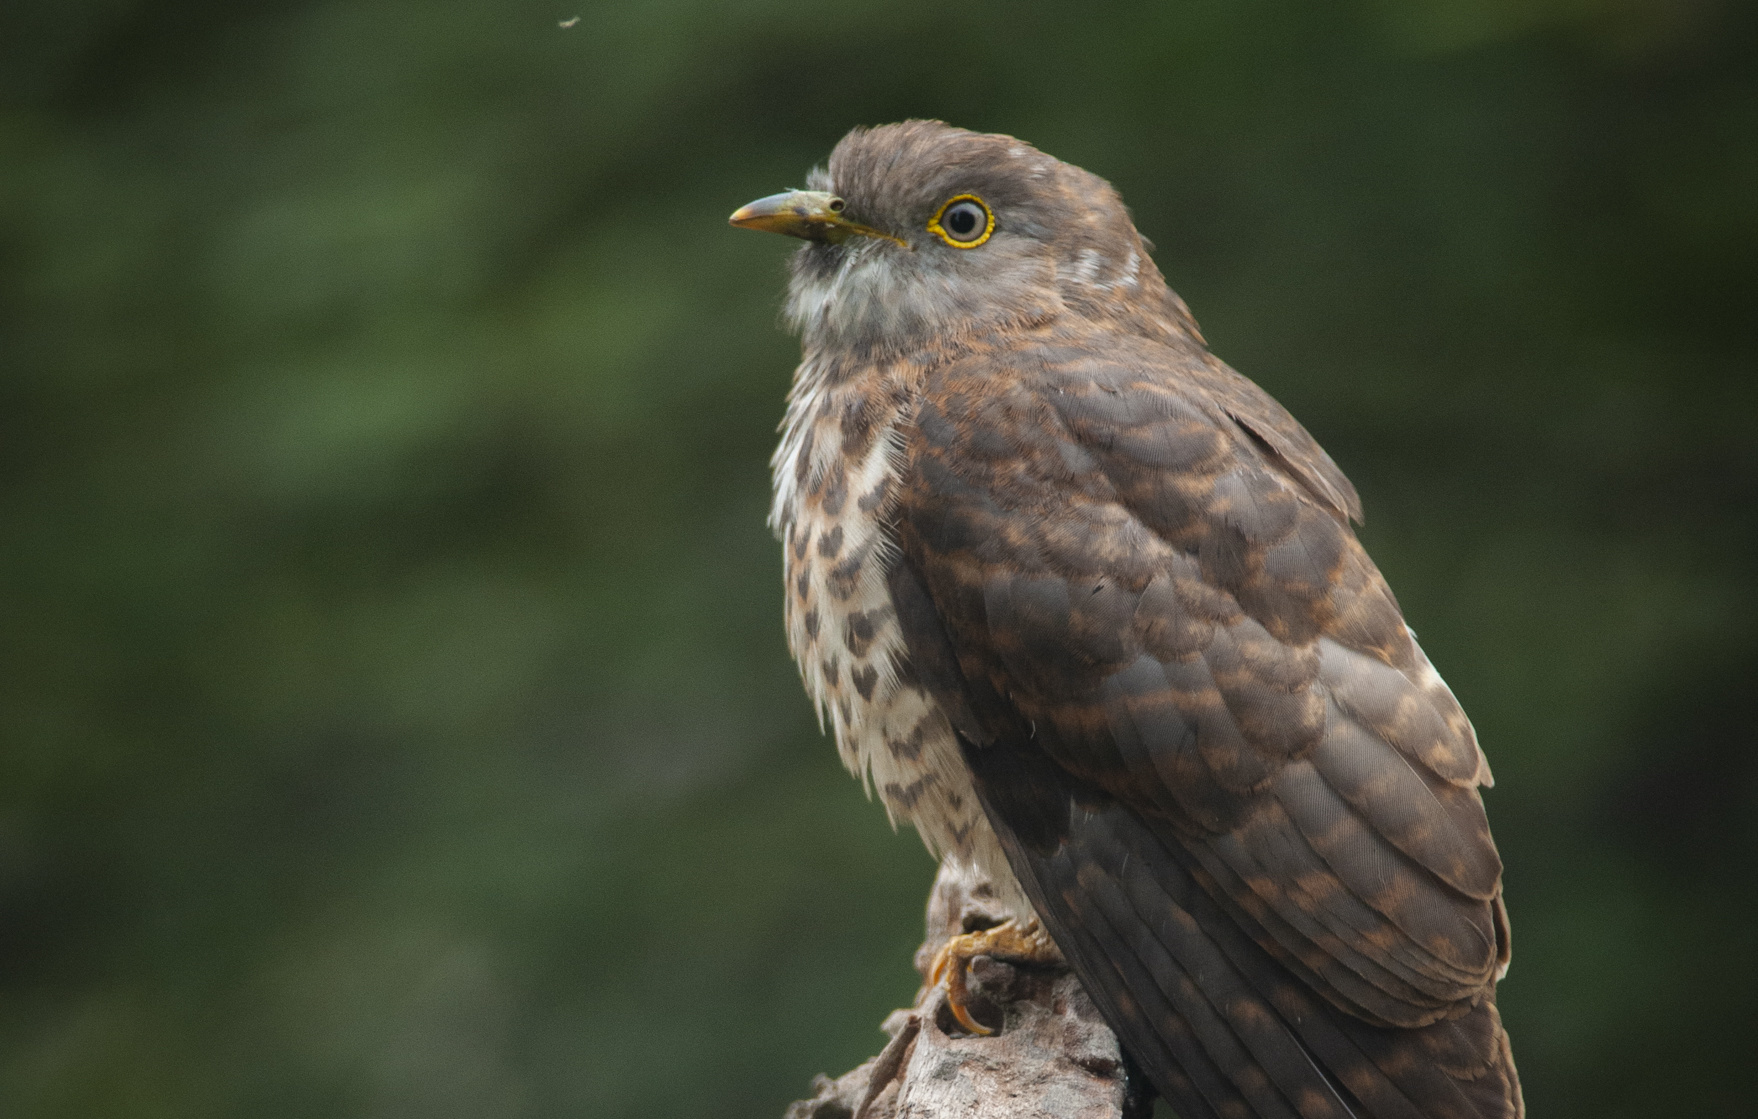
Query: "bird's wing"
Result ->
[[890, 337, 1520, 1119]]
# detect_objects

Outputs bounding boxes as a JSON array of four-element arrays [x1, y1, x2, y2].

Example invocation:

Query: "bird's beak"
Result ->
[[728, 190, 909, 249]]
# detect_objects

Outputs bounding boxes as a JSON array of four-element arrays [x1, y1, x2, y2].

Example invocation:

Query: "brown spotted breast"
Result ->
[[770, 350, 1029, 916]]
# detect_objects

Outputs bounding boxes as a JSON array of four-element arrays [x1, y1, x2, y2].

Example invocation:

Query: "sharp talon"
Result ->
[[927, 919, 1064, 1035], [931, 918, 1064, 1035], [928, 944, 951, 986], [947, 990, 994, 1035], [938, 937, 996, 1036]]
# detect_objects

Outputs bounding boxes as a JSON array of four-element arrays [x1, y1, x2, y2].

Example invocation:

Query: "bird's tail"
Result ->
[[996, 793, 1524, 1119]]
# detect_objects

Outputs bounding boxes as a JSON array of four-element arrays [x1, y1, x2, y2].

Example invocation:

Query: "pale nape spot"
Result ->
[[1068, 248, 1104, 286], [1063, 246, 1141, 293]]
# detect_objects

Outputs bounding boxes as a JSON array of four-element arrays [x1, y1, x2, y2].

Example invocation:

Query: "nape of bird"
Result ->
[[731, 120, 1521, 1119]]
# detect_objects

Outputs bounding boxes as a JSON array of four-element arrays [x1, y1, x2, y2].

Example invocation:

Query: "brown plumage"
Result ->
[[735, 120, 1521, 1119]]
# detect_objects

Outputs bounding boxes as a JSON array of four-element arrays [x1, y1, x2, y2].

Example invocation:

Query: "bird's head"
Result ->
[[731, 121, 1199, 357]]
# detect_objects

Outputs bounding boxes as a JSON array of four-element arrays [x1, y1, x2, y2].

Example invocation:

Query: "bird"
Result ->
[[730, 120, 1522, 1119]]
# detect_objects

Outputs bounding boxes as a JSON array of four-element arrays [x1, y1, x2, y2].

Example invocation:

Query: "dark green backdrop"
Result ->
[[2, 0, 1754, 1115]]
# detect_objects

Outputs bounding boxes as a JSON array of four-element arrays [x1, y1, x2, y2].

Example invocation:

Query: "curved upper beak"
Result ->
[[728, 190, 908, 248]]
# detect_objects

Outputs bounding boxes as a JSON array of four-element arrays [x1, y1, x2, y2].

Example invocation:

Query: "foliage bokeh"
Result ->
[[2, 0, 1755, 1115]]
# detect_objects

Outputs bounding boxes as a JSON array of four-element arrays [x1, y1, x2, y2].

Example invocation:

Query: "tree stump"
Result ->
[[784, 861, 1153, 1119]]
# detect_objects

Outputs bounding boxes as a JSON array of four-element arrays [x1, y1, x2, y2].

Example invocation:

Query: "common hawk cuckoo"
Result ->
[[732, 121, 1521, 1119]]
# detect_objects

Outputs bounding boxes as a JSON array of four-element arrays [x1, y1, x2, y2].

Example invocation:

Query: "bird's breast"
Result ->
[[770, 354, 1027, 913]]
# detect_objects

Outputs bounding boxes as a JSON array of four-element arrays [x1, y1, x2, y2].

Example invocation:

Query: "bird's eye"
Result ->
[[928, 195, 994, 248]]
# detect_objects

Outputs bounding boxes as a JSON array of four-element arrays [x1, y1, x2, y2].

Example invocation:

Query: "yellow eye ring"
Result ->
[[927, 194, 994, 248]]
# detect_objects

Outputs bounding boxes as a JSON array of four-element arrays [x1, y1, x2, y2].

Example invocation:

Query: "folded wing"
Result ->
[[891, 335, 1520, 1119]]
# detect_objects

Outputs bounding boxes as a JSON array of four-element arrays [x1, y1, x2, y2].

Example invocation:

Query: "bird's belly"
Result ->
[[771, 363, 1030, 919]]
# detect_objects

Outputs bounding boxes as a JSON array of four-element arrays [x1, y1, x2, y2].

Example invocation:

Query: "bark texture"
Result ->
[[784, 861, 1152, 1119]]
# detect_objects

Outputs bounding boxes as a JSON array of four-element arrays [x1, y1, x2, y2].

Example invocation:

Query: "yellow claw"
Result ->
[[946, 989, 995, 1036], [927, 919, 1062, 1037]]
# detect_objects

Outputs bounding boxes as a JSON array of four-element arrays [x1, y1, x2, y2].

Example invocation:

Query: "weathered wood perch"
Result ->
[[784, 861, 1155, 1119]]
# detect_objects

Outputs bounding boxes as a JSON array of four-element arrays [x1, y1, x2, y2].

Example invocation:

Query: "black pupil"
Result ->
[[945, 204, 980, 237]]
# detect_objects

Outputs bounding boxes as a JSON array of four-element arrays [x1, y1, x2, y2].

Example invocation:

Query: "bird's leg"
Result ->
[[927, 918, 1063, 1035]]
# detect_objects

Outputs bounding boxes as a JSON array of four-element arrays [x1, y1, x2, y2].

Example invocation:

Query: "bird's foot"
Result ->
[[927, 918, 1062, 1035]]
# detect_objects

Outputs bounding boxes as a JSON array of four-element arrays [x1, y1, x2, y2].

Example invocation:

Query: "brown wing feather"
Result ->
[[892, 326, 1519, 1118]]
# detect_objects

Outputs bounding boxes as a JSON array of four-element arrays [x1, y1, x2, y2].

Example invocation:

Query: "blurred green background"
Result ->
[[2, 0, 1754, 1115]]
